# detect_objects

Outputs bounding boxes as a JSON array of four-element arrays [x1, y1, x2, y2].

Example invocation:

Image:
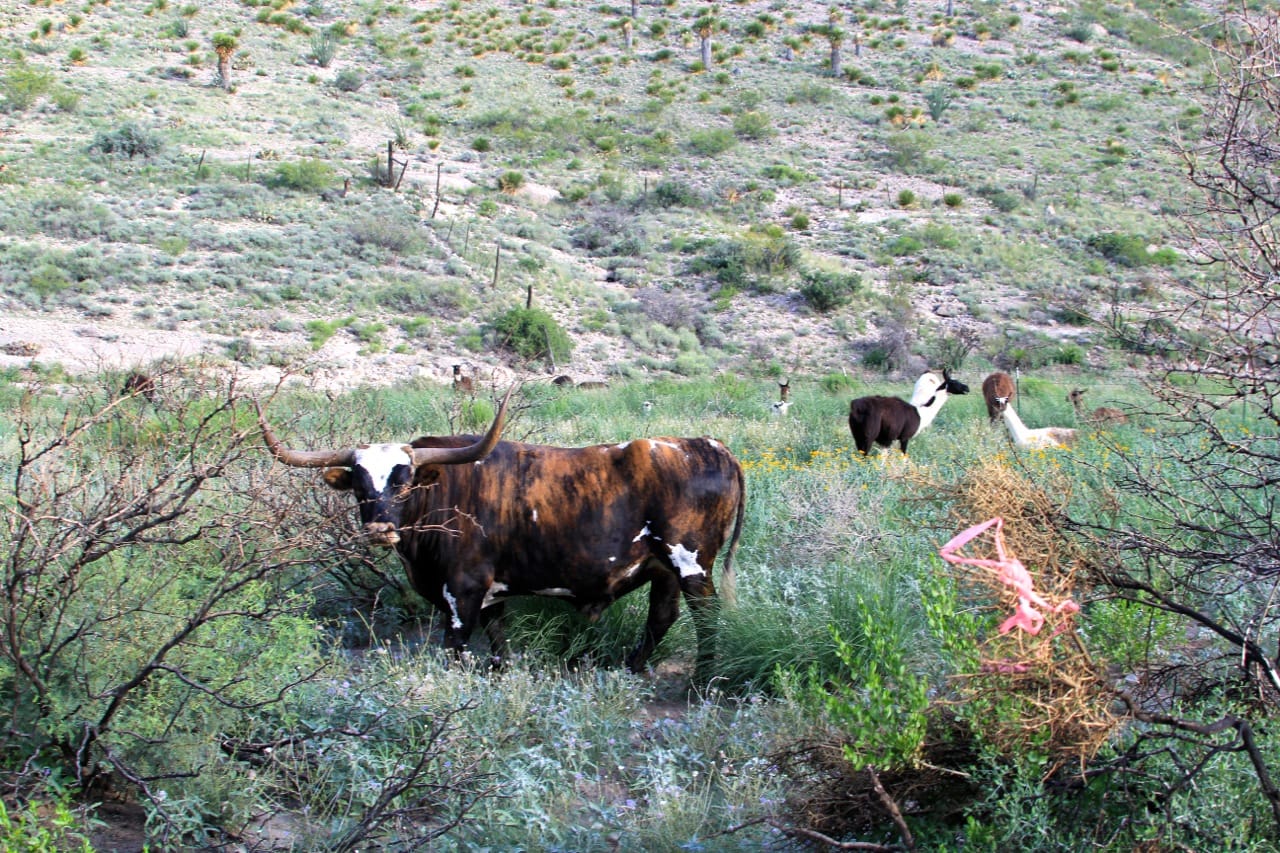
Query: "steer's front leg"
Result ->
[[439, 578, 482, 658]]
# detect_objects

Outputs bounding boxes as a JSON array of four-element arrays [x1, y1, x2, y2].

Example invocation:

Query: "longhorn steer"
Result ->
[[258, 393, 745, 673]]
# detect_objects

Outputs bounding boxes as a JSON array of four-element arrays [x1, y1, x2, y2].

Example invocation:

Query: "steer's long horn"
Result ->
[[411, 386, 513, 467], [254, 398, 356, 469]]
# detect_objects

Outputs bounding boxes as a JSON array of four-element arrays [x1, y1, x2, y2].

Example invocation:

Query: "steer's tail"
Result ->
[[719, 459, 746, 608]]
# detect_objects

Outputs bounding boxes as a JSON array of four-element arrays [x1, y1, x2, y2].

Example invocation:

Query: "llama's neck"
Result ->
[[914, 391, 948, 432], [1001, 405, 1032, 444]]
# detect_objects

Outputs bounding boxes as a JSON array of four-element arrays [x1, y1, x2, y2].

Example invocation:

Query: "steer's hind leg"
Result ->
[[678, 566, 720, 684], [479, 602, 507, 668], [627, 570, 680, 673]]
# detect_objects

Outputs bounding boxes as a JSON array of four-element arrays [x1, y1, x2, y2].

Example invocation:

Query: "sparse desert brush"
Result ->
[[265, 158, 335, 192]]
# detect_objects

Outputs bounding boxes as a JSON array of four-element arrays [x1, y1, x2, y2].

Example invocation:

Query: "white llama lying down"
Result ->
[[992, 396, 1077, 449]]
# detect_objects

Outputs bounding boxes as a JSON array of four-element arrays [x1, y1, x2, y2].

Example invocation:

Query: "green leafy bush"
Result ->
[[687, 127, 736, 156], [760, 163, 814, 184], [732, 110, 775, 140], [266, 158, 336, 191], [976, 184, 1020, 213], [333, 68, 366, 91], [491, 307, 573, 362], [646, 178, 706, 208], [88, 122, 163, 159], [0, 62, 53, 112], [799, 267, 861, 313], [690, 227, 798, 289], [498, 170, 525, 193], [1086, 232, 1177, 267]]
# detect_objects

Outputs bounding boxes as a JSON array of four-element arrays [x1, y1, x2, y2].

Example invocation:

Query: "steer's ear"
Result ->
[[322, 468, 353, 491]]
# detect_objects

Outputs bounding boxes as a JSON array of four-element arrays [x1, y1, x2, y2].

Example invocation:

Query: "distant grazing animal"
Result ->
[[258, 392, 745, 673], [452, 364, 474, 393], [1067, 388, 1128, 425], [982, 372, 1016, 423], [552, 374, 576, 387], [120, 371, 158, 403], [848, 369, 970, 455], [991, 396, 1077, 449], [771, 379, 791, 417], [320, 177, 351, 202], [576, 380, 610, 390]]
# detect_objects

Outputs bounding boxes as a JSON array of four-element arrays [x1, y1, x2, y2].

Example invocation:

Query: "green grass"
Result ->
[[2, 368, 1278, 849]]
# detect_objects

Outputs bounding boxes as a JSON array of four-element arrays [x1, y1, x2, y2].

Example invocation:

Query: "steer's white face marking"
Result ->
[[354, 444, 413, 493], [441, 584, 463, 629], [669, 543, 703, 577], [481, 582, 509, 611]]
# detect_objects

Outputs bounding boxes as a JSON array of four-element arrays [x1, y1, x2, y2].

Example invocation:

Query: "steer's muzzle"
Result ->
[[362, 522, 400, 547]]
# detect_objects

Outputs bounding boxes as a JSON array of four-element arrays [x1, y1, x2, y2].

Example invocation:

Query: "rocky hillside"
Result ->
[[0, 0, 1208, 391]]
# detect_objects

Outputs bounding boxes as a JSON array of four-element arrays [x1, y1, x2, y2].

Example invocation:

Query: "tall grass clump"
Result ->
[[491, 306, 573, 362]]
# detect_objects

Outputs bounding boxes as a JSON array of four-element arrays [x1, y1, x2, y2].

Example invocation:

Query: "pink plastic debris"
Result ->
[[939, 517, 1079, 635]]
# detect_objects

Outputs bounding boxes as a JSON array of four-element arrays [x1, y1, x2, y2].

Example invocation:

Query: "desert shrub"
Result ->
[[347, 215, 422, 254], [732, 110, 775, 140], [925, 86, 952, 121], [0, 62, 53, 112], [787, 81, 836, 104], [497, 170, 525, 193], [88, 122, 163, 159], [645, 178, 706, 208], [491, 306, 573, 362], [1086, 232, 1176, 267], [885, 234, 923, 256], [266, 158, 336, 191], [571, 209, 648, 256], [799, 268, 861, 313], [689, 227, 798, 290], [0, 377, 341, 843], [760, 163, 814, 184], [975, 184, 1020, 213], [1064, 21, 1094, 43], [333, 68, 366, 91], [306, 316, 354, 348], [308, 31, 338, 66], [943, 192, 963, 208], [52, 86, 80, 112], [883, 130, 936, 172], [897, 189, 917, 208], [687, 127, 736, 156], [379, 278, 474, 318]]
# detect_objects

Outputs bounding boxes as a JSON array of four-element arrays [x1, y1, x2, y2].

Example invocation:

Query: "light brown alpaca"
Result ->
[[1067, 388, 1128, 425], [982, 372, 1015, 422]]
